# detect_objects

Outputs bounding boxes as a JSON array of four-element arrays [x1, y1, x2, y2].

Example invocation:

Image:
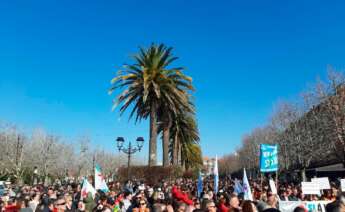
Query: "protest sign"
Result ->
[[260, 144, 278, 172], [301, 182, 320, 195], [269, 179, 277, 194], [311, 177, 330, 190]]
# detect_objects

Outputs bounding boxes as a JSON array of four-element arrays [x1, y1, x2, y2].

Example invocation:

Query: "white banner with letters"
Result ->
[[279, 201, 330, 212]]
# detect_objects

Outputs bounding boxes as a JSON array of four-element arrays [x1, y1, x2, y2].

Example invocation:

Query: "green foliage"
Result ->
[[117, 166, 183, 184], [109, 43, 193, 122], [110, 43, 199, 166], [169, 113, 202, 168]]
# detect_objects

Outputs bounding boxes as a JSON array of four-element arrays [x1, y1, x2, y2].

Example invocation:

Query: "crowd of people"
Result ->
[[0, 176, 345, 212]]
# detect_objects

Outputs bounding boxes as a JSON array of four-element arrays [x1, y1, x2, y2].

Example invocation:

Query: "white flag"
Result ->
[[81, 178, 96, 199], [213, 156, 219, 193], [95, 164, 109, 192], [243, 168, 253, 201]]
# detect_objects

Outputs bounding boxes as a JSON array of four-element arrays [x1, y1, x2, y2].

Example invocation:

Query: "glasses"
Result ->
[[140, 202, 146, 206], [57, 202, 66, 206]]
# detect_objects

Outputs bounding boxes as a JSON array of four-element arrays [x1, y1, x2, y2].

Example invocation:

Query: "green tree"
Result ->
[[169, 112, 201, 167], [109, 43, 193, 166]]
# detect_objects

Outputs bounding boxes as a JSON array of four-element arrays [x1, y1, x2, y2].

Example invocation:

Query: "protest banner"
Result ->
[[259, 144, 278, 172], [311, 177, 330, 190], [301, 182, 320, 195], [279, 201, 330, 212]]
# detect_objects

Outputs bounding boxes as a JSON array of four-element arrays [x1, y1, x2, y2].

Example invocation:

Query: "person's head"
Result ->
[[266, 194, 278, 208], [47, 199, 54, 210], [148, 188, 154, 197], [242, 200, 257, 212], [171, 201, 185, 212], [124, 191, 132, 200], [293, 206, 306, 212], [139, 199, 147, 209], [64, 195, 72, 207], [229, 194, 240, 209], [55, 197, 66, 212], [193, 198, 201, 209], [205, 200, 216, 212], [99, 195, 108, 205]]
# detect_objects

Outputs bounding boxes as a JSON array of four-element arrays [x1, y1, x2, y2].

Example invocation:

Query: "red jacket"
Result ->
[[218, 202, 229, 212], [172, 186, 193, 205], [5, 205, 19, 212]]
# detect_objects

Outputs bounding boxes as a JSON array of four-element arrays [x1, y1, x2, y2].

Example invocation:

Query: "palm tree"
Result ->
[[158, 97, 194, 167], [182, 143, 203, 169], [109, 43, 193, 166], [169, 112, 200, 167]]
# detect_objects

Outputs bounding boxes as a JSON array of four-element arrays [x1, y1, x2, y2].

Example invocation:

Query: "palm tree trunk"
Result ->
[[162, 124, 170, 167], [178, 143, 182, 166], [149, 104, 158, 166], [173, 133, 179, 165]]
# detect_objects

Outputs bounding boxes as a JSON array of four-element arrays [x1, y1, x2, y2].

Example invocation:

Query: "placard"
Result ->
[[260, 144, 278, 172], [311, 177, 330, 190], [269, 179, 277, 194], [301, 182, 320, 195]]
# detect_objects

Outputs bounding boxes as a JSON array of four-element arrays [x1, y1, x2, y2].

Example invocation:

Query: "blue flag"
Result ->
[[259, 144, 278, 172], [234, 179, 243, 194], [197, 171, 203, 198]]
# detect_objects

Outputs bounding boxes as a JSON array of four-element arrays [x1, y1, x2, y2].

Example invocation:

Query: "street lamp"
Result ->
[[33, 166, 38, 185], [116, 137, 144, 179]]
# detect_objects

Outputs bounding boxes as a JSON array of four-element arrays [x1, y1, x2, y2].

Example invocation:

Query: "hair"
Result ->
[[242, 200, 256, 212], [326, 201, 345, 212], [124, 191, 132, 198], [173, 201, 187, 211], [293, 206, 305, 212]]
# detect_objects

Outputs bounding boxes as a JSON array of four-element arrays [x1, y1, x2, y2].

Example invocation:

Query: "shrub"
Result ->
[[116, 166, 183, 185]]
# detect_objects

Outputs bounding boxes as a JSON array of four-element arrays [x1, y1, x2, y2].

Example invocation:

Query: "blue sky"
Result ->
[[1, 0, 345, 161]]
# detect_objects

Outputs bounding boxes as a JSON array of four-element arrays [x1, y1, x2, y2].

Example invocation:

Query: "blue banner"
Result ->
[[260, 144, 278, 172]]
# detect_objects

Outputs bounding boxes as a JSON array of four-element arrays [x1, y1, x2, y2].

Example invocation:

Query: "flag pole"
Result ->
[[275, 170, 278, 190], [260, 172, 263, 198]]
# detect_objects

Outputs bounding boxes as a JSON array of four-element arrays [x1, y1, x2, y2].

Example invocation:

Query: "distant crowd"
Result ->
[[1, 177, 345, 212]]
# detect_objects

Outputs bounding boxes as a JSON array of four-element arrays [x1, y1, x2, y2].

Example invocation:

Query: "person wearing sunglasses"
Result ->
[[54, 197, 66, 212], [132, 199, 150, 212]]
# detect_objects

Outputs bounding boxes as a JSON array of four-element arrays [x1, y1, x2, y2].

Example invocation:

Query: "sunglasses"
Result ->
[[57, 202, 66, 206], [140, 202, 146, 205]]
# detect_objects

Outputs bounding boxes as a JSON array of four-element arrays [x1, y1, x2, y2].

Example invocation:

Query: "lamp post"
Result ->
[[116, 137, 144, 179], [33, 166, 38, 185]]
